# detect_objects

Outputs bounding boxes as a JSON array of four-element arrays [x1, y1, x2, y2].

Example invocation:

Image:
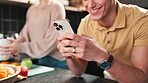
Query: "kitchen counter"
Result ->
[[15, 67, 118, 83]]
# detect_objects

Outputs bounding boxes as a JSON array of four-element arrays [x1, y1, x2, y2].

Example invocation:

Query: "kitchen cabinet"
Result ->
[[0, 2, 28, 35], [0, 0, 28, 3], [8, 0, 28, 3]]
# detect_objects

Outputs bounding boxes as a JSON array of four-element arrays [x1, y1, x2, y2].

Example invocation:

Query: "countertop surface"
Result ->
[[15, 67, 118, 83]]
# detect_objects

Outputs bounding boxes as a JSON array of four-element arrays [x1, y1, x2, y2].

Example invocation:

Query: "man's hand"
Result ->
[[57, 33, 109, 63]]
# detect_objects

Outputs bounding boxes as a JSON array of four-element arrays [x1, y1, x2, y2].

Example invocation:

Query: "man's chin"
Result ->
[[91, 17, 100, 21], [90, 15, 101, 21]]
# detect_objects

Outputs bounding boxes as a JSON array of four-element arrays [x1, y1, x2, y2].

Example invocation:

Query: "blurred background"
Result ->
[[0, 0, 147, 35]]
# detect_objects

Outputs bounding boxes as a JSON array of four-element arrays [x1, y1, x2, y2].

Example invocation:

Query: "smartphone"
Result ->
[[53, 19, 74, 35]]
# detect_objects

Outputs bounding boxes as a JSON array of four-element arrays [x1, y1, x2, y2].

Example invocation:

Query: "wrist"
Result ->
[[95, 51, 110, 63], [97, 51, 113, 69]]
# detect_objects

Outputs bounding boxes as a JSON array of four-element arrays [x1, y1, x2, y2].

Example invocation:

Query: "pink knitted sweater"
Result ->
[[17, 1, 65, 61]]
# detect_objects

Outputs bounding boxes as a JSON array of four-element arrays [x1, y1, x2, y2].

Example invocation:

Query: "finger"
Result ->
[[58, 34, 83, 42], [61, 39, 77, 47], [60, 46, 74, 53], [59, 48, 74, 58], [0, 52, 10, 55], [0, 45, 11, 48], [58, 33, 74, 41], [59, 47, 85, 59], [70, 46, 88, 59], [57, 41, 63, 49], [62, 53, 74, 58], [0, 48, 11, 52], [59, 36, 87, 48], [81, 34, 93, 39], [61, 46, 86, 56], [70, 53, 83, 59], [57, 41, 70, 49], [57, 43, 60, 49], [6, 38, 15, 43]]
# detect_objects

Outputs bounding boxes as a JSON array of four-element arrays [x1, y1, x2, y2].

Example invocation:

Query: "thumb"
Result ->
[[81, 34, 93, 39], [6, 37, 15, 43]]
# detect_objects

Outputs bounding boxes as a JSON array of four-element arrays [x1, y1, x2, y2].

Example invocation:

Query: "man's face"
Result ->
[[82, 0, 116, 21]]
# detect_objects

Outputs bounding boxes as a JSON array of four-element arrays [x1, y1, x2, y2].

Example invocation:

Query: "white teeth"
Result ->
[[90, 7, 101, 13], [91, 10, 97, 13]]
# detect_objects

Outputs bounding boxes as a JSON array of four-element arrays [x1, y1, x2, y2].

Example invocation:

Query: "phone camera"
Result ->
[[56, 27, 60, 30], [59, 25, 63, 30], [53, 23, 58, 26], [53, 22, 63, 31]]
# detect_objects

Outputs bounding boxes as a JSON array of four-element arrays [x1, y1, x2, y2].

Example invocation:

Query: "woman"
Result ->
[[0, 0, 68, 69]]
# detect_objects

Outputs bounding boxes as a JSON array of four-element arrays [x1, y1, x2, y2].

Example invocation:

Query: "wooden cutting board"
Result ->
[[28, 64, 54, 77]]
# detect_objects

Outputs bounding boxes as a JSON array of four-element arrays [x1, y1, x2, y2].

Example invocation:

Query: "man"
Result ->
[[57, 0, 148, 82]]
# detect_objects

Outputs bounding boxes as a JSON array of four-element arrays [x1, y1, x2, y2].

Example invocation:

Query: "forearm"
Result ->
[[66, 57, 87, 77], [17, 39, 58, 58], [107, 58, 148, 83], [18, 27, 59, 58]]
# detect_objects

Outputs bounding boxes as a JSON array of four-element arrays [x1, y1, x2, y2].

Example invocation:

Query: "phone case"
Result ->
[[53, 19, 74, 34]]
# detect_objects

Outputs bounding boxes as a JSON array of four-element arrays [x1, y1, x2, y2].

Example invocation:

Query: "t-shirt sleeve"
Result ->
[[134, 18, 148, 46]]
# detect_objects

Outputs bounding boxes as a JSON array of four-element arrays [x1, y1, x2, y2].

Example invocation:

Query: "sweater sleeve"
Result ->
[[50, 2, 66, 23], [18, 6, 32, 42], [18, 27, 60, 58], [17, 3, 66, 59]]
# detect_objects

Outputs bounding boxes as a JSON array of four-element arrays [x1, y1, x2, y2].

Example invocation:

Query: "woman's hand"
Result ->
[[57, 33, 109, 63], [0, 38, 19, 55]]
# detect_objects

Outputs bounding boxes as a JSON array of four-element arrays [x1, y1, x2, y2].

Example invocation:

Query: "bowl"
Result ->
[[0, 64, 21, 83]]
